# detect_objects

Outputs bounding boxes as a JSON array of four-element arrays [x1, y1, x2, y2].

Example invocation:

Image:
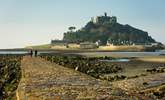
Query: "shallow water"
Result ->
[[77, 51, 165, 57], [0, 51, 28, 54], [0, 51, 54, 55], [100, 59, 130, 62], [0, 50, 165, 57]]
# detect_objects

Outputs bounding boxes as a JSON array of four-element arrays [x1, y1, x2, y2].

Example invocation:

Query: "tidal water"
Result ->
[[0, 50, 165, 57], [76, 51, 165, 57], [0, 51, 52, 55], [100, 59, 130, 62], [0, 51, 28, 54]]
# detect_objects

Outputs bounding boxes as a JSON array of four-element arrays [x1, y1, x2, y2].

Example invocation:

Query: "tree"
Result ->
[[68, 26, 76, 32]]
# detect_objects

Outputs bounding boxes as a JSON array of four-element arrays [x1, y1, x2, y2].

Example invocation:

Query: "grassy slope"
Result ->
[[25, 44, 51, 49]]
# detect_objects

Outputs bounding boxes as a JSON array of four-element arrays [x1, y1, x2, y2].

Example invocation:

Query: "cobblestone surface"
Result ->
[[113, 73, 165, 92], [16, 56, 113, 100]]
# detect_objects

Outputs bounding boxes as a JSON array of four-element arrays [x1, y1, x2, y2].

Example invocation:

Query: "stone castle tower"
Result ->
[[91, 12, 117, 24]]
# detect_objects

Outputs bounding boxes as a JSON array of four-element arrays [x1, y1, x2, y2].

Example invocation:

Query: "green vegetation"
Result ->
[[26, 44, 51, 49], [146, 67, 165, 73], [40, 54, 122, 80], [68, 26, 76, 32], [41, 53, 165, 82], [0, 55, 22, 99], [63, 14, 156, 45]]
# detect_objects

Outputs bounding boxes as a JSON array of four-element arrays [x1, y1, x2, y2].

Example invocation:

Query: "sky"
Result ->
[[0, 0, 165, 49]]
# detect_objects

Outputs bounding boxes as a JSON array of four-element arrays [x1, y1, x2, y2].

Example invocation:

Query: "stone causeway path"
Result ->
[[16, 56, 112, 100]]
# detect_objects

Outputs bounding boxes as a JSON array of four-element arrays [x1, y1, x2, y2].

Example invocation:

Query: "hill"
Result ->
[[63, 13, 156, 45]]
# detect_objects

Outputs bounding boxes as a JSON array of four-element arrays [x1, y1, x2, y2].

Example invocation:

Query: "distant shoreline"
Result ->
[[0, 48, 157, 52], [0, 44, 165, 53]]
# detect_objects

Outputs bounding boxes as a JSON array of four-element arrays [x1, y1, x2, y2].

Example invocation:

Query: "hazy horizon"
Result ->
[[0, 0, 165, 49]]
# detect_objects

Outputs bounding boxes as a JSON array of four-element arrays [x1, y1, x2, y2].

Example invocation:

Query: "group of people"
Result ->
[[29, 50, 38, 57]]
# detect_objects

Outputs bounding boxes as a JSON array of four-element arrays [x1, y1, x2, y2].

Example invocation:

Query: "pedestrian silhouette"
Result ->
[[30, 50, 33, 57], [34, 50, 38, 57]]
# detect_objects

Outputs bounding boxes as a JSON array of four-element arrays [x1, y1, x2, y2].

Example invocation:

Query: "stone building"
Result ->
[[91, 12, 117, 24]]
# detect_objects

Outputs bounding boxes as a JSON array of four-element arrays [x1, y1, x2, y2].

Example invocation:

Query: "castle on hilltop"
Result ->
[[91, 12, 117, 24]]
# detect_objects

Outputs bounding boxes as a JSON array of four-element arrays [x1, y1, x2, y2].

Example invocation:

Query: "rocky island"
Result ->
[[49, 13, 164, 51]]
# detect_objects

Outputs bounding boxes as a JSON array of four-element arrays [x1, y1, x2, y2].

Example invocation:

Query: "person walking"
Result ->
[[34, 50, 38, 57], [30, 49, 33, 57]]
